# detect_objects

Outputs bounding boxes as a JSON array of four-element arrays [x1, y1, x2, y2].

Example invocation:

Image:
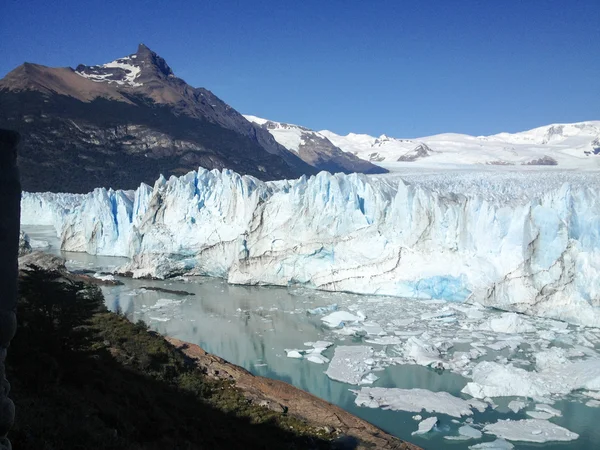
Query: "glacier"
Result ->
[[20, 167, 600, 326]]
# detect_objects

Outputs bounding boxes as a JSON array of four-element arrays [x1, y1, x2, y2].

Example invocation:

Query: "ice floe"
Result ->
[[483, 419, 578, 443], [352, 387, 484, 417], [412, 416, 438, 435], [468, 439, 514, 449], [325, 346, 374, 384]]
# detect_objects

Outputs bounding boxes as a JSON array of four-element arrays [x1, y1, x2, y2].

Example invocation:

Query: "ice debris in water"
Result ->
[[459, 425, 483, 440], [352, 387, 483, 417], [483, 419, 578, 443], [412, 416, 438, 435], [478, 313, 536, 334], [468, 439, 514, 450], [285, 349, 303, 359], [507, 400, 527, 413], [462, 351, 600, 399], [321, 311, 365, 328], [325, 346, 374, 384], [307, 304, 338, 315]]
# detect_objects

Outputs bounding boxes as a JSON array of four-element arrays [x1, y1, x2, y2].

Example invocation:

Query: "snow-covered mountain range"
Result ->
[[244, 115, 386, 174], [321, 121, 600, 168], [246, 115, 600, 169]]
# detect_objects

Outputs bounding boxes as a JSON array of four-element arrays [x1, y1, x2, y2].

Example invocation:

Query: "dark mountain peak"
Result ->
[[133, 43, 174, 79], [74, 44, 175, 87]]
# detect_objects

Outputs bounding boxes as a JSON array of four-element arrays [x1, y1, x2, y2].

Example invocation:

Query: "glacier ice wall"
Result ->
[[21, 168, 600, 326]]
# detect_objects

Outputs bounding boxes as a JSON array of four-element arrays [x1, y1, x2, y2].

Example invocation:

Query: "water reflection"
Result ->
[[21, 225, 600, 450]]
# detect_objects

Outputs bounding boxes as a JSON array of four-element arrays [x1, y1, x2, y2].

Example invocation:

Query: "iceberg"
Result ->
[[325, 346, 374, 384], [21, 167, 600, 325], [412, 416, 438, 435], [352, 386, 481, 417], [483, 419, 578, 443]]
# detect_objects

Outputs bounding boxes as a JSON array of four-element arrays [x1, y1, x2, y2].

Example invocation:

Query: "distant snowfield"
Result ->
[[245, 115, 600, 169], [321, 121, 600, 168]]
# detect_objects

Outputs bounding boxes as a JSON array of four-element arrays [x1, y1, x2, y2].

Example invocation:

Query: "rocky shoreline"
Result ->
[[166, 336, 420, 450]]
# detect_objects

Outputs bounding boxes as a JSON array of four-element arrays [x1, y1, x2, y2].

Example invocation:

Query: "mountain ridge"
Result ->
[[0, 44, 323, 192]]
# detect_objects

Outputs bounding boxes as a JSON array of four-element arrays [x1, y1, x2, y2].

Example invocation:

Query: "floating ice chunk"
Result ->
[[359, 373, 379, 385], [402, 336, 445, 368], [148, 316, 170, 322], [365, 335, 404, 345], [353, 387, 476, 417], [459, 425, 483, 439], [412, 416, 438, 435], [451, 304, 486, 320], [359, 321, 386, 335], [468, 439, 514, 449], [325, 346, 374, 384], [412, 414, 422, 421], [483, 419, 578, 443], [583, 390, 600, 400], [479, 313, 536, 334], [535, 404, 561, 417], [321, 311, 364, 328], [421, 310, 455, 320], [304, 340, 333, 351], [507, 400, 527, 413], [149, 298, 182, 309], [307, 304, 338, 315], [29, 238, 50, 249], [93, 272, 116, 282], [534, 348, 569, 371], [463, 357, 600, 399], [586, 400, 600, 407], [468, 399, 489, 413], [392, 318, 415, 327], [525, 411, 553, 420], [285, 349, 303, 359], [306, 354, 329, 364]]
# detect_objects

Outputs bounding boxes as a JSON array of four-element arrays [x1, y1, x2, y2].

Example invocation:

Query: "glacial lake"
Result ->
[[23, 225, 600, 450]]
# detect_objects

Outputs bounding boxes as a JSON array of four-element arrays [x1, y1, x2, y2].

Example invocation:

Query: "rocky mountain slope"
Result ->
[[244, 115, 387, 174], [0, 44, 319, 193], [319, 121, 600, 168]]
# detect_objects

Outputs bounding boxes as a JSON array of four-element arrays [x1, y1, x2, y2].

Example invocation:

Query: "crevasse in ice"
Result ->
[[21, 167, 600, 326]]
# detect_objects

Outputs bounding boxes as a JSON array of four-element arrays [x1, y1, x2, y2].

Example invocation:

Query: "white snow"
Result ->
[[244, 115, 307, 153], [412, 416, 438, 435], [483, 419, 578, 443], [76, 56, 144, 87], [319, 121, 600, 169], [20, 167, 600, 326]]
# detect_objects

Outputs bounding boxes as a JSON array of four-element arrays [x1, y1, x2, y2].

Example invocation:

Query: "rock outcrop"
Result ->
[[0, 129, 20, 450]]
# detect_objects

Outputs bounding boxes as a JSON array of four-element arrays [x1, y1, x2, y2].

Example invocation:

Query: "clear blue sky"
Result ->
[[2, 0, 598, 137]]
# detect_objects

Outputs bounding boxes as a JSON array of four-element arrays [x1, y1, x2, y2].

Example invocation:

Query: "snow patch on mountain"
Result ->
[[320, 121, 600, 168], [76, 55, 144, 87]]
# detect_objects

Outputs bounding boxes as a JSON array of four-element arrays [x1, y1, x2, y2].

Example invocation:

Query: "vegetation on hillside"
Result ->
[[7, 266, 337, 449]]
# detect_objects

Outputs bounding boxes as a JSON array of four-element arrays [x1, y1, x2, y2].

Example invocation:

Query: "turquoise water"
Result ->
[[22, 225, 600, 449]]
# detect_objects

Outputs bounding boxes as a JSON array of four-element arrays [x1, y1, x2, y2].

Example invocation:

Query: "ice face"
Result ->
[[21, 166, 600, 326]]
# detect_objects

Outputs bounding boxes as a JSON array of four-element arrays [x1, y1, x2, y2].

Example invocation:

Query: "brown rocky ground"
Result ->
[[168, 337, 421, 450]]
